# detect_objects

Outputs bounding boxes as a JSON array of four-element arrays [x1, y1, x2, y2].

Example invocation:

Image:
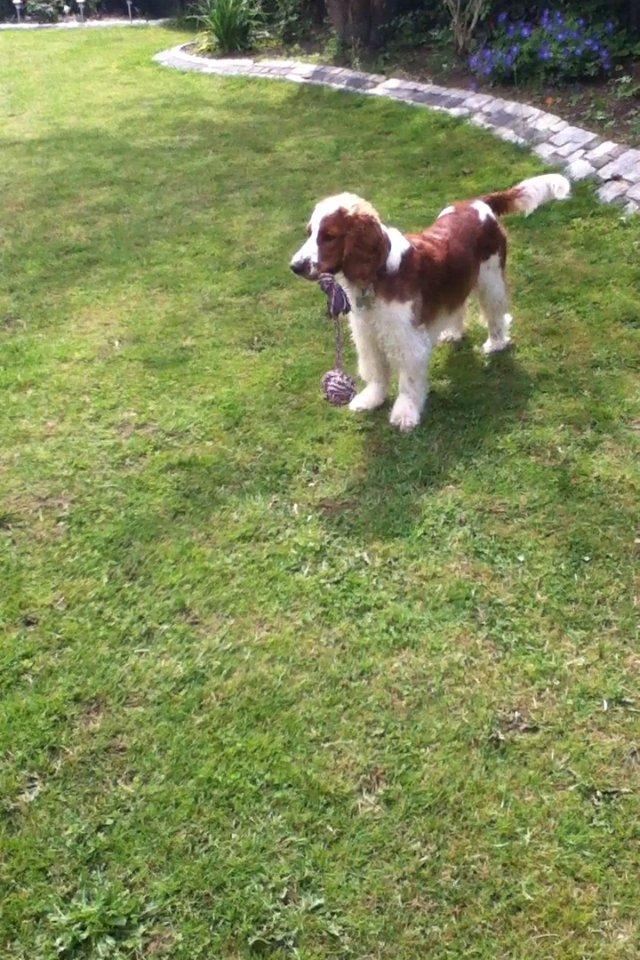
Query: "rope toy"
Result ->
[[318, 273, 357, 406]]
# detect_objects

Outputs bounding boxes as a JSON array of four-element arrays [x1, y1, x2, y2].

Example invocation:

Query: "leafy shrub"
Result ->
[[383, 6, 445, 48], [262, 0, 315, 42], [470, 9, 618, 83], [443, 0, 488, 54], [27, 0, 60, 20], [194, 0, 261, 52]]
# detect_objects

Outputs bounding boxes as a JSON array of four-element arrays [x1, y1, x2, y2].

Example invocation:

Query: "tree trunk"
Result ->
[[309, 0, 326, 27], [326, 0, 393, 49]]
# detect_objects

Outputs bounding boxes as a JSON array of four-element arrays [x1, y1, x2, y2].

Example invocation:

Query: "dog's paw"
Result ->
[[439, 329, 465, 345], [389, 395, 421, 432], [348, 383, 387, 412], [483, 314, 513, 354], [482, 336, 512, 355]]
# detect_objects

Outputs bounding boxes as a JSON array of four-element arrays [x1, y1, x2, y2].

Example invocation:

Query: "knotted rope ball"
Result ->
[[318, 273, 356, 406]]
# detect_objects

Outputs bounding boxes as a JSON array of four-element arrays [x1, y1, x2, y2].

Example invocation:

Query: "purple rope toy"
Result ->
[[318, 273, 357, 406]]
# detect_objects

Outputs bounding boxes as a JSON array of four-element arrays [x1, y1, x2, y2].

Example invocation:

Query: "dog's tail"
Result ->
[[482, 173, 571, 217]]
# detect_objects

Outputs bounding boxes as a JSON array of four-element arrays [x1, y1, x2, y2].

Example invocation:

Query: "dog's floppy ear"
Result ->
[[342, 213, 388, 288]]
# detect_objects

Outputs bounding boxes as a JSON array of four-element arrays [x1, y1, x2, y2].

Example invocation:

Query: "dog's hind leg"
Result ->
[[438, 303, 468, 345], [477, 253, 513, 355]]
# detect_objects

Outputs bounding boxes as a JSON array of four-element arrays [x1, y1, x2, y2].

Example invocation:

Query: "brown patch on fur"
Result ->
[[317, 208, 390, 287], [482, 186, 525, 216], [374, 202, 507, 328], [343, 213, 390, 288]]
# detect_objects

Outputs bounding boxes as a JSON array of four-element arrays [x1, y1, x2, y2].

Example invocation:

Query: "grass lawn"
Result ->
[[1, 26, 639, 960]]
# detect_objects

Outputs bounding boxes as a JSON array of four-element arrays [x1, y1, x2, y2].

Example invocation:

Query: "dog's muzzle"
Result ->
[[290, 258, 310, 276], [290, 257, 319, 280]]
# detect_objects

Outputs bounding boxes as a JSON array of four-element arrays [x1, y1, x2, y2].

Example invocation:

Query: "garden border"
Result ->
[[0, 18, 170, 30], [154, 42, 640, 215]]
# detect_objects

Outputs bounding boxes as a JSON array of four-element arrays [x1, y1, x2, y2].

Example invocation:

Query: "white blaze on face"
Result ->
[[290, 192, 373, 274]]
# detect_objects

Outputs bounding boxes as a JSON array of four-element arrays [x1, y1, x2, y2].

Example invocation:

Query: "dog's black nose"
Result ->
[[290, 260, 308, 276]]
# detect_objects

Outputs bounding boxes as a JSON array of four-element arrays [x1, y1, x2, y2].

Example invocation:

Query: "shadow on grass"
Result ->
[[324, 339, 534, 540]]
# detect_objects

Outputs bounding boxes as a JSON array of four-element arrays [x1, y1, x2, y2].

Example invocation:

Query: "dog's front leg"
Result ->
[[348, 310, 390, 412], [388, 306, 432, 432]]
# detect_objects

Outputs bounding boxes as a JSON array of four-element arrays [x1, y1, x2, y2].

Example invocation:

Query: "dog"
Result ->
[[290, 174, 570, 431]]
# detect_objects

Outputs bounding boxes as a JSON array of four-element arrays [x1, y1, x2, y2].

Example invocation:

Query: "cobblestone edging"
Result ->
[[0, 18, 169, 30], [154, 43, 640, 216]]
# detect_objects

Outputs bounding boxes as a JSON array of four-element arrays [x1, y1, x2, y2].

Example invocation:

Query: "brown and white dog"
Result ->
[[290, 174, 570, 431]]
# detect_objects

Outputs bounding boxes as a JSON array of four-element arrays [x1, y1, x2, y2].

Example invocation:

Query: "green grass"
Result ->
[[1, 26, 639, 960]]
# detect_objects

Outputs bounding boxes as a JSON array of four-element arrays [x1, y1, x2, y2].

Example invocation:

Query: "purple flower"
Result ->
[[497, 11, 508, 24], [539, 44, 552, 61], [605, 20, 615, 35], [521, 25, 532, 38]]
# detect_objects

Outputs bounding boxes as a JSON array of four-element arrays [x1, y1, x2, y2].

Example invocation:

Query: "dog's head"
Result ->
[[290, 193, 389, 288]]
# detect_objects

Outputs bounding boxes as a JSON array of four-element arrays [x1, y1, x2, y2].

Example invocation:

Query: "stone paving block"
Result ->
[[533, 142, 558, 161], [438, 86, 470, 100], [597, 180, 630, 203], [470, 115, 494, 129], [555, 140, 585, 158], [522, 105, 543, 119], [531, 112, 561, 131], [487, 109, 515, 128], [494, 127, 526, 145], [626, 182, 640, 202], [587, 145, 625, 170], [564, 148, 586, 164], [584, 140, 619, 163], [465, 93, 493, 109], [512, 122, 541, 141], [481, 98, 508, 114], [566, 158, 596, 181], [598, 148, 640, 180], [286, 62, 315, 77], [342, 74, 376, 90], [258, 58, 298, 68], [410, 88, 448, 105], [551, 125, 596, 149]]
